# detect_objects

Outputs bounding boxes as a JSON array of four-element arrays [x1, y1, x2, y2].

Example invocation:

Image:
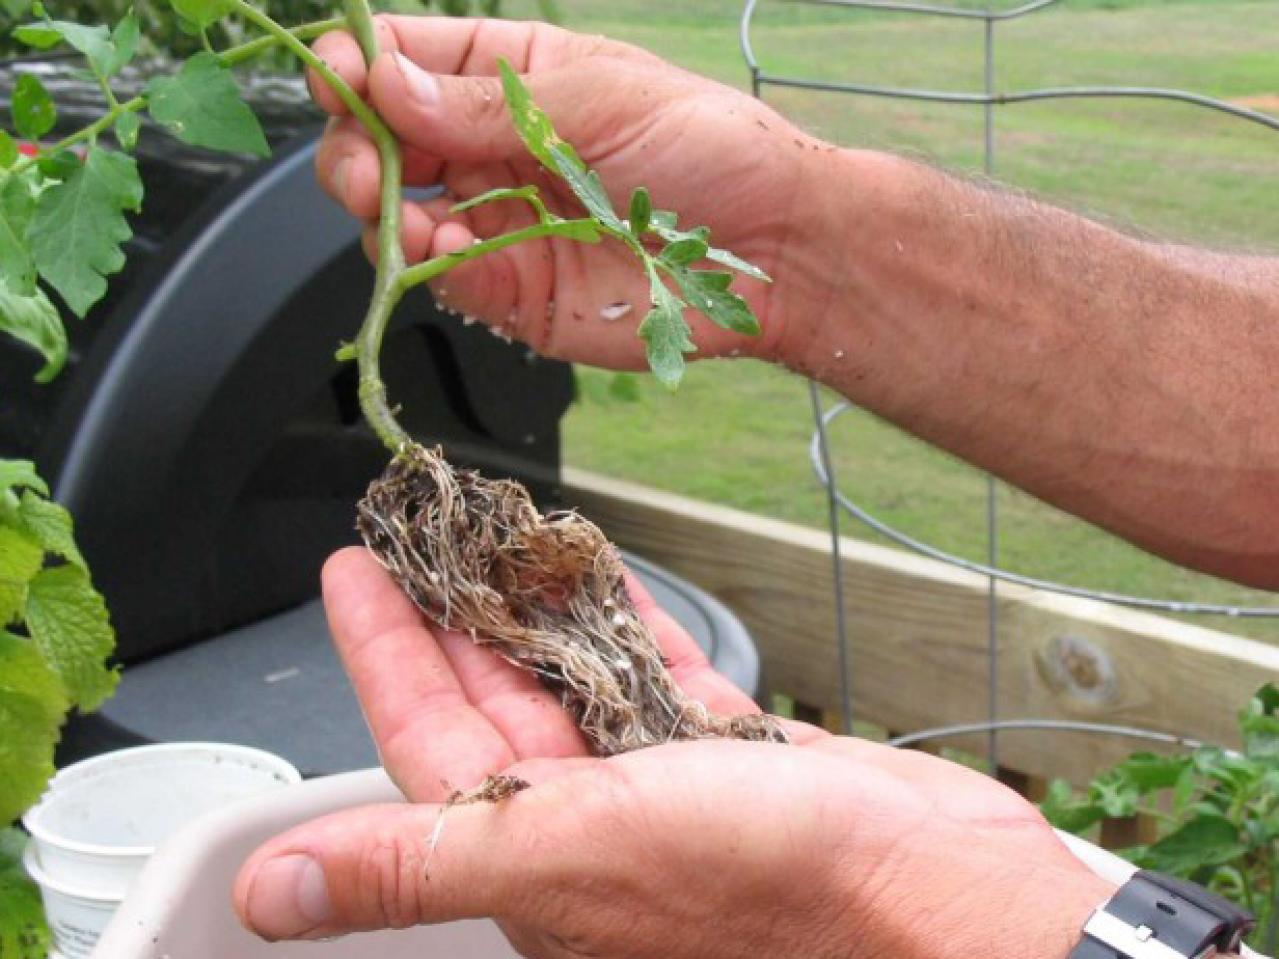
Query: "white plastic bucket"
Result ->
[[22, 743, 301, 957], [22, 842, 119, 959]]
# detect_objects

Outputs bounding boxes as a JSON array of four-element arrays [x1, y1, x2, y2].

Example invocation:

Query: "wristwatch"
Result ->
[[1070, 871, 1255, 959]]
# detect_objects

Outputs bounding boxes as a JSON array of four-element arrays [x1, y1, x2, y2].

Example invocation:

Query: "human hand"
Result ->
[[308, 17, 839, 370], [233, 548, 1112, 958]]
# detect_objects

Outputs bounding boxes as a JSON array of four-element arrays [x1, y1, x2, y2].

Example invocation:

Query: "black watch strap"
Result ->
[[1070, 871, 1255, 959]]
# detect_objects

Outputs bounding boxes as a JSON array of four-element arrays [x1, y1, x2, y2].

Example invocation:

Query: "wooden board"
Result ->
[[563, 468, 1279, 785]]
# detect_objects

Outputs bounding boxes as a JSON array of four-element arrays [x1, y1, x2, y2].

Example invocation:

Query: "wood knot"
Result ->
[[1035, 635, 1118, 707]]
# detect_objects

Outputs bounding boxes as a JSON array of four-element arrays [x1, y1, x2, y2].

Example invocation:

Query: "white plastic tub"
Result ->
[[20, 844, 118, 959], [92, 767, 1267, 959], [21, 743, 300, 958], [25, 743, 300, 899]]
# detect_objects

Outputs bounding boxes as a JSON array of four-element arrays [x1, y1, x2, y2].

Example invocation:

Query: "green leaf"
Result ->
[[0, 276, 66, 382], [0, 461, 48, 498], [168, 0, 234, 30], [1172, 764, 1198, 815], [16, 492, 84, 568], [0, 171, 39, 294], [14, 20, 116, 79], [11, 74, 55, 141], [660, 236, 710, 268], [0, 633, 67, 825], [146, 52, 269, 157], [638, 268, 694, 390], [115, 111, 141, 151], [1142, 815, 1247, 875], [1193, 746, 1260, 790], [334, 342, 357, 363], [107, 11, 141, 76], [650, 214, 771, 283], [628, 187, 651, 235], [0, 828, 51, 959], [36, 149, 79, 181], [1241, 711, 1279, 761], [670, 268, 760, 336], [0, 132, 18, 169], [29, 145, 142, 318], [547, 146, 624, 232], [1, 0, 33, 17], [9, 24, 61, 49], [498, 58, 561, 172], [1088, 770, 1140, 818], [1038, 778, 1105, 834], [650, 210, 678, 231], [1252, 683, 1279, 717], [1110, 752, 1194, 793], [0, 526, 42, 627], [22, 564, 118, 711], [705, 245, 772, 283], [497, 60, 624, 232]]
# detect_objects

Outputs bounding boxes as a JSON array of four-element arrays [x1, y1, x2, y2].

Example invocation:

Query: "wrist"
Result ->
[[1039, 872, 1121, 959], [756, 145, 902, 380]]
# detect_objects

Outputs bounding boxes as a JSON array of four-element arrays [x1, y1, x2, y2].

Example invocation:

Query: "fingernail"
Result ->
[[245, 854, 331, 940], [332, 157, 351, 201], [394, 52, 439, 106]]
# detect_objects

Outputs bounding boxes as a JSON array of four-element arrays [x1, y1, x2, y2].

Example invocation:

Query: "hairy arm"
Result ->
[[779, 149, 1279, 589]]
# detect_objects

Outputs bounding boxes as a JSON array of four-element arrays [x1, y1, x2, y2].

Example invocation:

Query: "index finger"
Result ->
[[308, 15, 653, 116], [322, 546, 516, 800], [307, 18, 398, 116]]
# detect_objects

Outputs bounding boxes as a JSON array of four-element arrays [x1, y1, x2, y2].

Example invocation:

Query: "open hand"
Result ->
[[233, 548, 1111, 958]]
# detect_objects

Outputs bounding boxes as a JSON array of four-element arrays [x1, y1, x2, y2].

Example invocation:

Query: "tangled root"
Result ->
[[357, 444, 789, 756]]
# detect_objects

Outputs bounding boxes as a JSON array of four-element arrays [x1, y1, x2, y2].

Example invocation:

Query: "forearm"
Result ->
[[777, 148, 1279, 589]]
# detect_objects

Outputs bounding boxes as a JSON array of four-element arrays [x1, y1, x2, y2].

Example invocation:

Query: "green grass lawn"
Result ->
[[545, 0, 1279, 640]]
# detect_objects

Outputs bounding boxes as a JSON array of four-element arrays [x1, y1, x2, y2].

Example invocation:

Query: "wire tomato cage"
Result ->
[[739, 0, 1279, 765]]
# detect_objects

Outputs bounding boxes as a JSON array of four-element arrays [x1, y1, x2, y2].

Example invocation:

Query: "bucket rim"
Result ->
[[21, 841, 125, 905], [22, 742, 301, 857]]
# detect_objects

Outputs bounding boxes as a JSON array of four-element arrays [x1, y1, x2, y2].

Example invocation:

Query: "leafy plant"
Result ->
[[0, 0, 767, 946], [1, 459, 115, 956], [0, 0, 562, 61], [1042, 685, 1279, 953]]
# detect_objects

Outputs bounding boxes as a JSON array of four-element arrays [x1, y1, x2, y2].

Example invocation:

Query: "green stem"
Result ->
[[229, 1, 391, 146], [341, 0, 412, 452], [397, 220, 602, 292], [355, 281, 411, 451], [343, 0, 384, 64], [12, 96, 145, 172], [220, 17, 346, 66], [229, 1, 605, 453]]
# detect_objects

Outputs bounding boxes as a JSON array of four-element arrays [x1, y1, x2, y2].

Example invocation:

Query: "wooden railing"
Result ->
[[563, 468, 1279, 793]]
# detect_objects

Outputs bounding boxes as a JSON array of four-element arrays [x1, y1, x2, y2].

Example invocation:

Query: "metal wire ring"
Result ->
[[810, 402, 1279, 617], [887, 718, 1209, 750]]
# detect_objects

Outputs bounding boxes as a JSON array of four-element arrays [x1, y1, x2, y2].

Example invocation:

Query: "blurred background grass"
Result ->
[[551, 0, 1279, 641]]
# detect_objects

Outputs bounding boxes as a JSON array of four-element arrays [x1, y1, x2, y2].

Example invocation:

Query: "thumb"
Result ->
[[368, 52, 540, 165], [233, 797, 539, 941]]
